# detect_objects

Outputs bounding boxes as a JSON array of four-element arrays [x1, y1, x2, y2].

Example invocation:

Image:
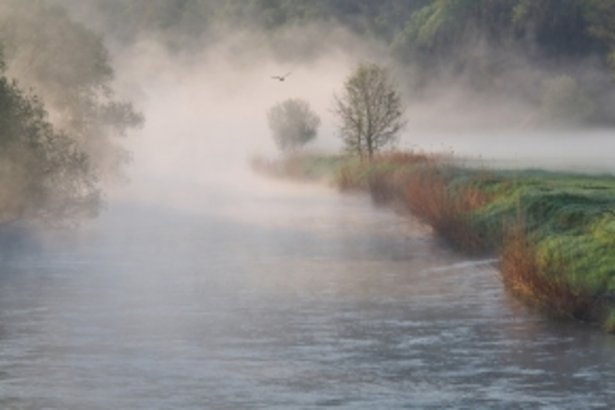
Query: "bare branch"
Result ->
[[334, 63, 405, 159]]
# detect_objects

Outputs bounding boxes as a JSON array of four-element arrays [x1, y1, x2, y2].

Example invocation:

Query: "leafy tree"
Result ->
[[51, 0, 426, 50], [584, 0, 615, 75], [267, 99, 320, 153], [334, 63, 405, 159], [0, 0, 143, 181], [512, 0, 598, 58], [391, 1, 517, 70], [0, 57, 100, 226]]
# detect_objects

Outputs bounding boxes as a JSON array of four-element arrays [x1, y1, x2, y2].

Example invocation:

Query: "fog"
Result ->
[[105, 31, 369, 207], [11, 1, 606, 208], [104, 31, 615, 211], [4, 1, 613, 217], [2, 5, 615, 408]]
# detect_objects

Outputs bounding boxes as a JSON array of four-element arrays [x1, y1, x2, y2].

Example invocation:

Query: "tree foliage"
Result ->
[[54, 0, 615, 68], [335, 63, 405, 159], [584, 0, 615, 75], [0, 61, 100, 226], [0, 0, 143, 180], [267, 99, 320, 153], [58, 0, 615, 123], [52, 0, 427, 43]]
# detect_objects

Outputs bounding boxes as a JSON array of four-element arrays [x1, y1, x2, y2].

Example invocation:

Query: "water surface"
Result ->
[[0, 178, 614, 409]]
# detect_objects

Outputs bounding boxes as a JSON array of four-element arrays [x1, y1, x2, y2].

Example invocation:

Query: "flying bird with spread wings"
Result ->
[[271, 72, 292, 82]]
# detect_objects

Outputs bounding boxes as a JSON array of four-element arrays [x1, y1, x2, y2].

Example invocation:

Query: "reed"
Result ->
[[500, 217, 596, 321]]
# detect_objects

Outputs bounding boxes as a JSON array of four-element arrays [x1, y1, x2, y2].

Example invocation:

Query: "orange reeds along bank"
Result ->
[[500, 218, 598, 322]]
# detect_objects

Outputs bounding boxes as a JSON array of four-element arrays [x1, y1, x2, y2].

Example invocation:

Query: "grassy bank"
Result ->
[[254, 152, 615, 331]]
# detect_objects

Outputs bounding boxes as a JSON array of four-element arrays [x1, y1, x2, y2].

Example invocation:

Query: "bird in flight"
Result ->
[[271, 72, 292, 82]]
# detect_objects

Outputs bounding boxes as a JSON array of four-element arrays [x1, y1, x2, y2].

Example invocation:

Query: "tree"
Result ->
[[584, 0, 615, 75], [0, 0, 143, 181], [0, 57, 100, 227], [512, 0, 598, 58], [267, 99, 320, 153], [334, 63, 405, 159]]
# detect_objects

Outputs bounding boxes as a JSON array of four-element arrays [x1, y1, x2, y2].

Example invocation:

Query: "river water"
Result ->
[[0, 176, 614, 409]]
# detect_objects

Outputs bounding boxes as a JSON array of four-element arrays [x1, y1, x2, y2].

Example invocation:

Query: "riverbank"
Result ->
[[252, 153, 615, 332]]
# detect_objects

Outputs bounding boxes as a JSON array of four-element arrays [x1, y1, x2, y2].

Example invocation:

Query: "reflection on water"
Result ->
[[0, 178, 614, 409]]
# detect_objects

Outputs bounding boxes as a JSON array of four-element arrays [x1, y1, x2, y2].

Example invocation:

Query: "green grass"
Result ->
[[469, 171, 615, 294]]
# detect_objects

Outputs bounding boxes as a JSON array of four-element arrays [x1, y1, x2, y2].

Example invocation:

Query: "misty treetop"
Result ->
[[52, 0, 427, 44], [53, 0, 615, 69], [335, 63, 405, 159], [268, 99, 320, 153], [54, 0, 615, 126], [0, 59, 100, 226], [0, 0, 143, 181], [0, 0, 145, 228]]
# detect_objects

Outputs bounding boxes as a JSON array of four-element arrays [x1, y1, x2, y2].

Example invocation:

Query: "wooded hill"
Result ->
[[56, 0, 615, 126]]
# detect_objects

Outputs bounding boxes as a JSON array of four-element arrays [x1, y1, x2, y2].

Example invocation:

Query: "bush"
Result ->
[[267, 99, 320, 153]]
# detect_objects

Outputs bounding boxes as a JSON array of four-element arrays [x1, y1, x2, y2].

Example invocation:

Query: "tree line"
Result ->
[[52, 0, 615, 70], [57, 0, 615, 126]]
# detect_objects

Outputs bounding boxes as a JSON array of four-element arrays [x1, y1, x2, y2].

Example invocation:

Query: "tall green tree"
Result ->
[[334, 63, 405, 159]]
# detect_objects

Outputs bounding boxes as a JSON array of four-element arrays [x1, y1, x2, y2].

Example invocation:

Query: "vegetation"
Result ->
[[0, 1, 142, 229], [56, 0, 615, 126], [334, 63, 405, 159], [0, 55, 100, 227], [0, 0, 143, 181], [259, 152, 615, 331], [267, 99, 320, 153]]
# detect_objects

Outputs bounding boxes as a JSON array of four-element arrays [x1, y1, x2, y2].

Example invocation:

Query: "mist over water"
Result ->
[[1, 3, 615, 408], [105, 38, 615, 216]]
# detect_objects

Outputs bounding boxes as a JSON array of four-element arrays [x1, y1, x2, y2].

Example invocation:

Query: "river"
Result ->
[[0, 176, 614, 409]]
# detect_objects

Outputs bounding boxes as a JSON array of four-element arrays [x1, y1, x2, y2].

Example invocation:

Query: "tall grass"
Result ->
[[402, 168, 493, 253], [500, 217, 596, 321], [341, 154, 492, 253]]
